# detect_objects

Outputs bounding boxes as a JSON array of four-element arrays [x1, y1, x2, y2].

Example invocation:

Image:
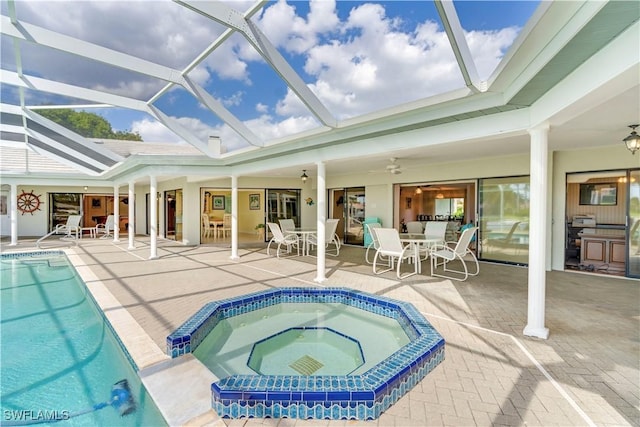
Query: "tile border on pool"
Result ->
[[167, 287, 445, 420]]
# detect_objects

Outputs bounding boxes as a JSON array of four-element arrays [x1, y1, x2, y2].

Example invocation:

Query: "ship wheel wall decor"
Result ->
[[17, 190, 42, 215]]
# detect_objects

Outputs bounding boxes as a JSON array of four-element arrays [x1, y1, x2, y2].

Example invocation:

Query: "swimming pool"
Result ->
[[0, 251, 167, 426]]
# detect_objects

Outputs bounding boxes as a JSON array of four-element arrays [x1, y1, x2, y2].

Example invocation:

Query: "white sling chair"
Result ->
[[95, 215, 116, 239], [308, 218, 341, 256], [266, 222, 299, 258], [54, 214, 82, 239], [372, 228, 415, 279], [278, 218, 296, 237], [430, 226, 479, 281], [419, 221, 447, 260], [405, 221, 423, 233], [364, 222, 382, 264]]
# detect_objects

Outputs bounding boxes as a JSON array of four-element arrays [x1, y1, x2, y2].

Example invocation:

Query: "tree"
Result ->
[[37, 109, 143, 141]]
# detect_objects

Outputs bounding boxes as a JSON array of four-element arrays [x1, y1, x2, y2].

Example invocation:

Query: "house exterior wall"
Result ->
[[2, 143, 636, 275]]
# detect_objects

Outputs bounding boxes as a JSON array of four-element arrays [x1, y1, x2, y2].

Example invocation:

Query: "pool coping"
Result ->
[[168, 287, 445, 420]]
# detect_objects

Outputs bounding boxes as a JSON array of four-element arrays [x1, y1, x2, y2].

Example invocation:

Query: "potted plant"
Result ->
[[255, 223, 265, 239]]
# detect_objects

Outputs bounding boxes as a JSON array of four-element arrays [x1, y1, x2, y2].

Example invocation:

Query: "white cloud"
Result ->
[[131, 119, 182, 144], [256, 103, 269, 113], [274, 2, 518, 120], [245, 114, 319, 140], [466, 27, 520, 81], [256, 0, 339, 54], [222, 91, 245, 107], [132, 116, 217, 146]]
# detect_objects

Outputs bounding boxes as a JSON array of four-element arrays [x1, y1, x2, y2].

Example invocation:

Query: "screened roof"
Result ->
[[0, 0, 638, 179]]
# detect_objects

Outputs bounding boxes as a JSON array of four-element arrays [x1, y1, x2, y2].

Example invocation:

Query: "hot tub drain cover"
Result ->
[[290, 355, 323, 375]]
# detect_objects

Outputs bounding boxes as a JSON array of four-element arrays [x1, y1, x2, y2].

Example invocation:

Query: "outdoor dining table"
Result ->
[[291, 228, 317, 256], [399, 233, 443, 274]]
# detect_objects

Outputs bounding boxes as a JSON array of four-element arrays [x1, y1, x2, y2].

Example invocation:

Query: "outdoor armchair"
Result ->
[[372, 228, 416, 279], [266, 222, 299, 258], [430, 226, 479, 281], [308, 218, 340, 256]]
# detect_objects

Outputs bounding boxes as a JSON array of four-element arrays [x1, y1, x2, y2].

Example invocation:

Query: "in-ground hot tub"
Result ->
[[167, 287, 444, 420]]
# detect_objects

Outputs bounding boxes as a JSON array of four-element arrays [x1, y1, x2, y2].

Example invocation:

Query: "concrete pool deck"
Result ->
[[1, 237, 638, 426]]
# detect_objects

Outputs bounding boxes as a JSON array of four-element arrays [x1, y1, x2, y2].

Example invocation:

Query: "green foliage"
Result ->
[[38, 108, 142, 141]]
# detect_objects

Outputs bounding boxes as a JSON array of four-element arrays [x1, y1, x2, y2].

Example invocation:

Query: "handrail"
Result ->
[[36, 229, 79, 249]]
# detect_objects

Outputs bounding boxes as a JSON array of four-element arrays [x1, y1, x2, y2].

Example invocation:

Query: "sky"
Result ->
[[0, 0, 540, 152]]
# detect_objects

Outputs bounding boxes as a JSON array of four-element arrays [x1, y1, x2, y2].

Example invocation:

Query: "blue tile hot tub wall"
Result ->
[[167, 287, 445, 420]]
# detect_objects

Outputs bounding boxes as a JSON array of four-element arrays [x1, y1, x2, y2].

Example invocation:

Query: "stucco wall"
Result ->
[[2, 144, 636, 276]]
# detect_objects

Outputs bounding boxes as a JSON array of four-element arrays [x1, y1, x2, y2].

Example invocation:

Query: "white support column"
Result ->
[[149, 175, 158, 260], [231, 175, 239, 260], [10, 183, 17, 246], [524, 124, 550, 339], [315, 162, 326, 283], [128, 181, 135, 250], [113, 185, 120, 242]]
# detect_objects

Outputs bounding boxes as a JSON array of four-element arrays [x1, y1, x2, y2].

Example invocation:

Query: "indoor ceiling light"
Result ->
[[301, 170, 308, 182], [623, 124, 640, 155]]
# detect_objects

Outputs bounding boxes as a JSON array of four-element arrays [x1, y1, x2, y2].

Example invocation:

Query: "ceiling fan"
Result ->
[[384, 157, 403, 175], [367, 157, 405, 175]]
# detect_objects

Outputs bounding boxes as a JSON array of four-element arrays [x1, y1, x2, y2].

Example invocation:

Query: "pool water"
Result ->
[[193, 302, 410, 378], [0, 253, 166, 426]]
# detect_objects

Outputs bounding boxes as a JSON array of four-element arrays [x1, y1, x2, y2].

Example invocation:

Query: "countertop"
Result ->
[[578, 229, 625, 239]]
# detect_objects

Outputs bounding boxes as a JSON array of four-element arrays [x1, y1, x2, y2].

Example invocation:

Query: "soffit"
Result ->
[[508, 1, 640, 106]]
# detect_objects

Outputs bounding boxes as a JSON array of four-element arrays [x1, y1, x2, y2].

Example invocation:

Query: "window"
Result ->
[[435, 198, 464, 219]]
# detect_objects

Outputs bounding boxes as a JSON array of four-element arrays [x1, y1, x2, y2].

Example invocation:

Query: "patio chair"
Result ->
[[430, 226, 479, 281], [95, 214, 115, 239], [54, 214, 82, 239], [419, 221, 447, 260], [278, 218, 296, 237], [220, 213, 232, 238], [201, 213, 212, 238], [487, 221, 521, 250], [266, 222, 299, 258], [365, 222, 382, 264], [372, 228, 416, 279], [308, 218, 341, 256], [405, 221, 423, 233]]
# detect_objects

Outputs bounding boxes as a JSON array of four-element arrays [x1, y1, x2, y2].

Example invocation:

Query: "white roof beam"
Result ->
[[182, 75, 264, 148], [1, 70, 149, 111], [27, 144, 102, 176], [25, 109, 123, 164], [151, 1, 267, 104], [177, 0, 337, 128], [0, 15, 187, 86], [146, 105, 220, 156], [435, 0, 482, 92], [25, 127, 109, 172]]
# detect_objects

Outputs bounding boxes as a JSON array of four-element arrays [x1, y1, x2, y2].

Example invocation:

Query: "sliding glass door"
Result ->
[[344, 187, 365, 246], [478, 176, 530, 265], [266, 189, 300, 240], [49, 193, 81, 230]]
